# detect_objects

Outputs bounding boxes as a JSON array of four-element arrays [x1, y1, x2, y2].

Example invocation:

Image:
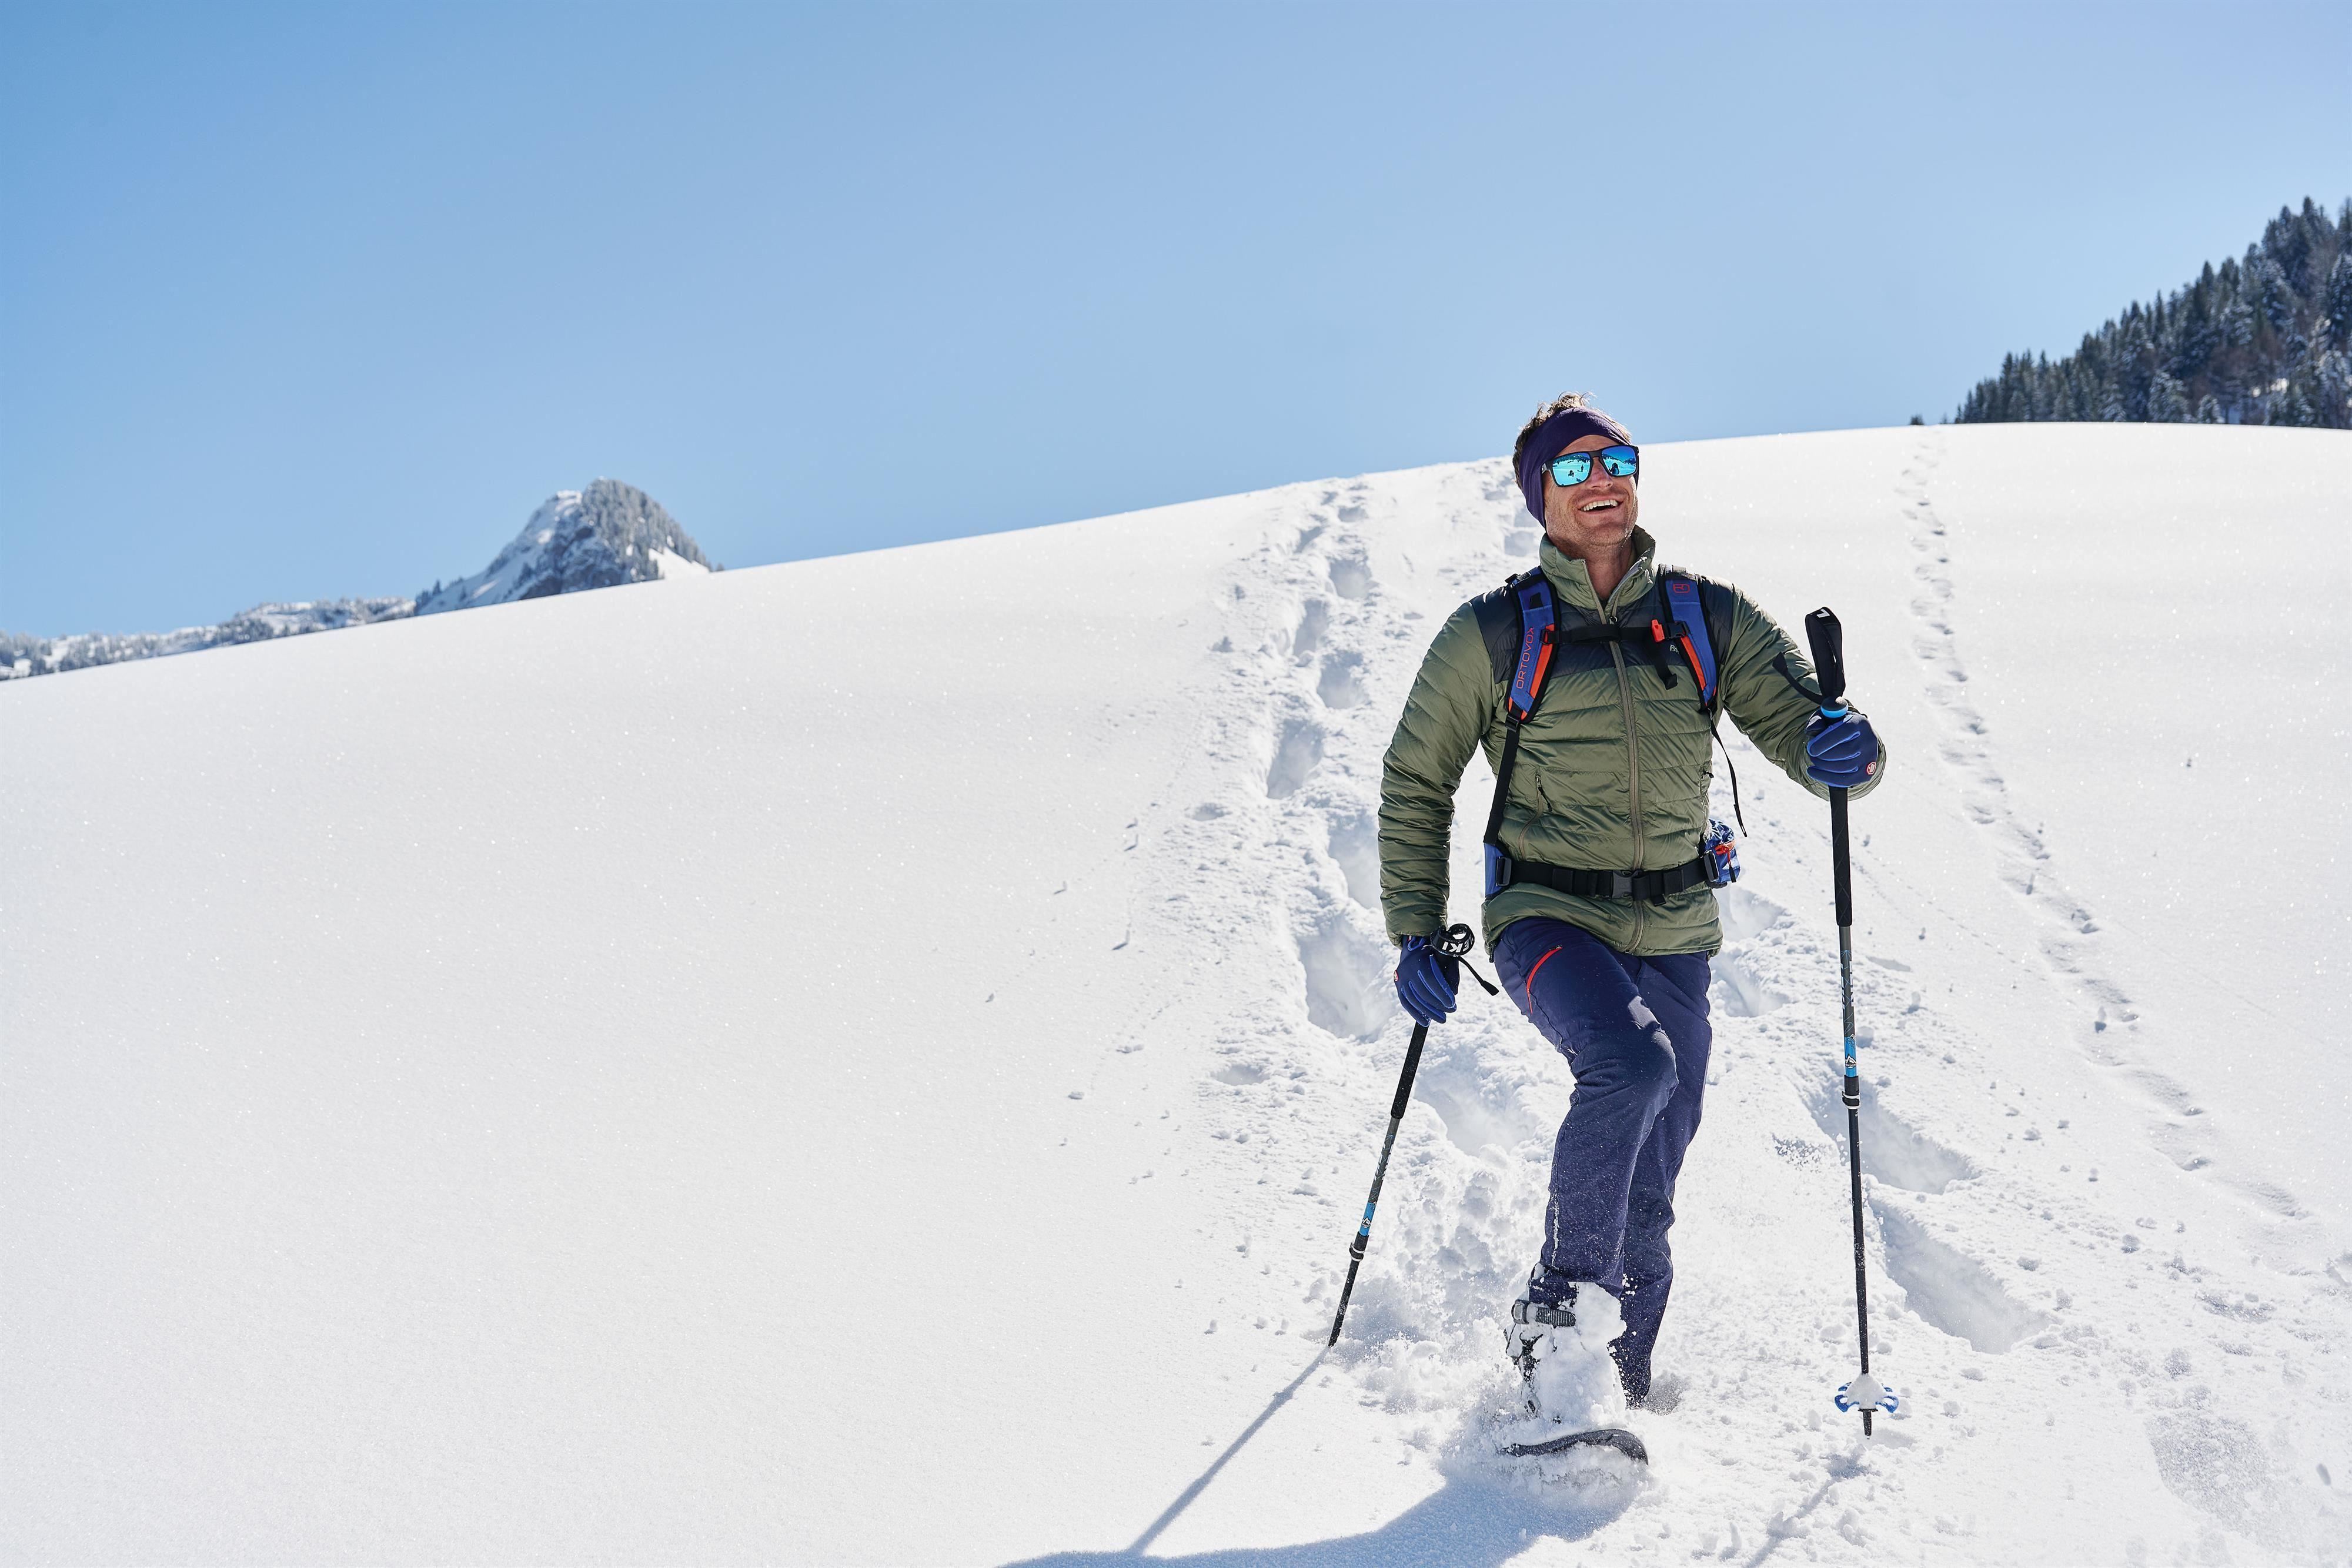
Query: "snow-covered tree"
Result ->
[[1956, 197, 2351, 429]]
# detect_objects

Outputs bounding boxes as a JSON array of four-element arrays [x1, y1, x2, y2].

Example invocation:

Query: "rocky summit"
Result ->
[[414, 479, 716, 616]]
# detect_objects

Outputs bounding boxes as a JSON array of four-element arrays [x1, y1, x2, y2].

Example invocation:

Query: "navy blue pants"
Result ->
[[1491, 918, 1712, 1404]]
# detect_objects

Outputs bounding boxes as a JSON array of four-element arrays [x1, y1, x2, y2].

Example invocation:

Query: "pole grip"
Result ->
[[1805, 607, 1846, 709]]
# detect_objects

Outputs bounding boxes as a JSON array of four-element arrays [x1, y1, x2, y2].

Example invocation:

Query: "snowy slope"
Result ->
[[2, 425, 2347, 1566]]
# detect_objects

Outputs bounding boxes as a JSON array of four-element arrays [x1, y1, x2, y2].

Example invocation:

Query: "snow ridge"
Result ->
[[1, 597, 415, 679]]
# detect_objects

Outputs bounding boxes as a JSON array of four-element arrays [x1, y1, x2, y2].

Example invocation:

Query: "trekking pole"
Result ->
[[1804, 608, 1896, 1435], [1328, 922, 1489, 1346]]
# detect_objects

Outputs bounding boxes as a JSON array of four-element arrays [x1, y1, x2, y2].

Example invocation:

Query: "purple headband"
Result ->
[[1515, 406, 1633, 522]]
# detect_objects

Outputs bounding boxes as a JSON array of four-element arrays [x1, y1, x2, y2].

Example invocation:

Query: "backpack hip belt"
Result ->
[[1488, 852, 1717, 905]]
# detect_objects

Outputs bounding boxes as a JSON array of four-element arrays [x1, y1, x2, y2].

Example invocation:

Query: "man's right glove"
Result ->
[[1803, 708, 1880, 789], [1394, 934, 1461, 1027]]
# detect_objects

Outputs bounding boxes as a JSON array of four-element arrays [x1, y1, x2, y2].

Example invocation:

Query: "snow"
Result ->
[[1521, 1290, 1631, 1436], [2, 424, 2347, 1564], [650, 545, 713, 580]]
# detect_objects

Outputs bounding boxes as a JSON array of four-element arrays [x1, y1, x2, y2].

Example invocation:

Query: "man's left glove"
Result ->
[[1804, 710, 1880, 789], [1394, 935, 1461, 1027]]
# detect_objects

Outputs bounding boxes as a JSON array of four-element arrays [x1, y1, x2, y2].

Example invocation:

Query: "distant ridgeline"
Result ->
[[1955, 197, 2351, 429], [2, 479, 716, 680]]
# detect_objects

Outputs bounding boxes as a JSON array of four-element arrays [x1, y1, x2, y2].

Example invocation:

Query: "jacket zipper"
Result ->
[[1605, 641, 1645, 866], [1604, 639, 1649, 947], [1602, 581, 1647, 948]]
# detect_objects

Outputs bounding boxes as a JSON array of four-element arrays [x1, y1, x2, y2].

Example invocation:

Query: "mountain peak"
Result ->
[[415, 479, 717, 616], [3, 479, 719, 679]]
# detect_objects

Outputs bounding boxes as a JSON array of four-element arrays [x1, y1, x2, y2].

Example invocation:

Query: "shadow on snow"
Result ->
[[998, 1350, 1633, 1568]]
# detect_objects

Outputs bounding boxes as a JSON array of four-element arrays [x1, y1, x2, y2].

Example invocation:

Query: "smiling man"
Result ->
[[1377, 392, 1887, 1433]]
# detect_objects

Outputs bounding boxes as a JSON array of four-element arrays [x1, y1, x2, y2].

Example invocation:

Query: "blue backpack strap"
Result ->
[[1658, 574, 1718, 713], [1659, 571, 1748, 833], [1507, 573, 1556, 721], [1481, 571, 1556, 897]]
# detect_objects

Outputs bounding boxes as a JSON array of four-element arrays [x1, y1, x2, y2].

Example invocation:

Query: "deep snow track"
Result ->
[[1899, 436, 2263, 1218], [4, 426, 2347, 1566]]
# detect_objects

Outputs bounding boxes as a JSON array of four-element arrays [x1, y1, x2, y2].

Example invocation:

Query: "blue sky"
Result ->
[[4, 1, 2346, 637]]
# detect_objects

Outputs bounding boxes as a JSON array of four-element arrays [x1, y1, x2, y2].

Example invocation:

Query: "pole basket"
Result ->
[[1835, 1371, 1899, 1417]]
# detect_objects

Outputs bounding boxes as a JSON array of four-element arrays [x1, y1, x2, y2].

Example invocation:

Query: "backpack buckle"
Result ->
[[1610, 871, 1635, 898], [1484, 844, 1515, 898]]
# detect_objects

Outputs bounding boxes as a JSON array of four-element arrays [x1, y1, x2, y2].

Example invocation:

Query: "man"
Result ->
[[1377, 392, 1885, 1419]]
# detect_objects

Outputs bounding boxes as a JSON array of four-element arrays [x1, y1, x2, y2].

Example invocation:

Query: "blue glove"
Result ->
[[1394, 935, 1460, 1027], [1805, 710, 1880, 788]]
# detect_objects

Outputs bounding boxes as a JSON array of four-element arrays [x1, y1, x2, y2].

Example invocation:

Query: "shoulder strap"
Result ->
[[1656, 574, 1719, 714], [1480, 573, 1555, 895], [1658, 571, 1748, 833], [1505, 573, 1556, 721], [1471, 570, 1558, 713]]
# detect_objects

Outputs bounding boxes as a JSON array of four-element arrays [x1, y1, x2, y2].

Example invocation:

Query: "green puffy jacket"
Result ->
[[1378, 528, 1886, 957]]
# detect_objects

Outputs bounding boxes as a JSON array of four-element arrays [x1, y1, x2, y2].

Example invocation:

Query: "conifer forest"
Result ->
[[1954, 197, 2351, 428]]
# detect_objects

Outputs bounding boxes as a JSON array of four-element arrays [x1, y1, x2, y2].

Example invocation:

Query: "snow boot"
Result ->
[[1506, 1283, 1630, 1435], [1505, 1292, 1580, 1382]]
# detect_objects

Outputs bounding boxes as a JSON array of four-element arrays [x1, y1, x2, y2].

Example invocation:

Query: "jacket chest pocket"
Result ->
[[1515, 664, 1632, 806]]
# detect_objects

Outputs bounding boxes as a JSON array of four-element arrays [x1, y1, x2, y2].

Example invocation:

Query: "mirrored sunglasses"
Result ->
[[1548, 444, 1639, 487]]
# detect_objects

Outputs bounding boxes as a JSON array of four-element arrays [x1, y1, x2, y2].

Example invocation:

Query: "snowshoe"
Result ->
[[1497, 1282, 1645, 1465], [1501, 1426, 1649, 1463]]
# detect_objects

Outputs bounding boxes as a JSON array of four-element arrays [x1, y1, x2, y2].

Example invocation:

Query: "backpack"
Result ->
[[1472, 569, 1743, 901]]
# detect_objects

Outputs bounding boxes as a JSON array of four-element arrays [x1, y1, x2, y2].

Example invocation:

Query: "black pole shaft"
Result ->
[[1328, 1021, 1429, 1346], [1830, 785, 1873, 1436], [1806, 604, 1875, 1436]]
